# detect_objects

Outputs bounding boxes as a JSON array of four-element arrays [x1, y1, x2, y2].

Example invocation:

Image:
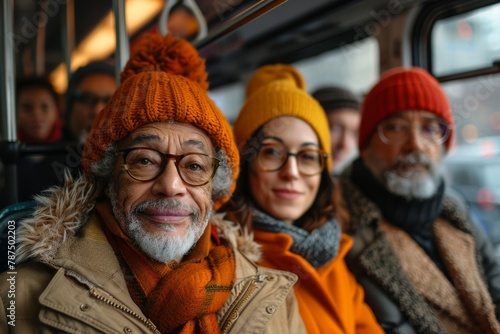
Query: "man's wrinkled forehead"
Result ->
[[117, 122, 214, 153]]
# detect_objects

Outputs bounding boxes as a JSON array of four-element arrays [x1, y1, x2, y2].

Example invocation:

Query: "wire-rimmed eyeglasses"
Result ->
[[116, 147, 220, 186], [256, 143, 328, 176], [377, 117, 451, 145]]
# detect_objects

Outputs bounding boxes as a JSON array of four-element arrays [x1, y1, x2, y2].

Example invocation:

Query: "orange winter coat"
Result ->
[[254, 230, 384, 334]]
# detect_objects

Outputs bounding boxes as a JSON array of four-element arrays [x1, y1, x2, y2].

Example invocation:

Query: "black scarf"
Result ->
[[250, 206, 341, 268], [350, 158, 449, 274]]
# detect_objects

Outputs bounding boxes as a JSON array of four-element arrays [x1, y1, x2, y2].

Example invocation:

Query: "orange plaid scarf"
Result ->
[[95, 201, 235, 333]]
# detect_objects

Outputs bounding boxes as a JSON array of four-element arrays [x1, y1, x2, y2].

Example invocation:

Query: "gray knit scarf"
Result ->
[[250, 206, 341, 268]]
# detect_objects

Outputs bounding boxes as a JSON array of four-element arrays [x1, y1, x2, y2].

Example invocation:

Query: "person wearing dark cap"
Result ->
[[0, 34, 305, 333], [62, 61, 117, 143], [338, 67, 500, 333], [312, 86, 360, 173]]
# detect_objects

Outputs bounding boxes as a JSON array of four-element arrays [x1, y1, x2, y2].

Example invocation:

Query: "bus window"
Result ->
[[431, 3, 500, 77], [293, 36, 379, 97], [441, 75, 500, 144], [209, 83, 245, 124], [426, 2, 500, 251]]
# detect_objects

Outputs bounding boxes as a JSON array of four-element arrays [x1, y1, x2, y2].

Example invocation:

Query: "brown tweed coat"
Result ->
[[339, 176, 500, 334]]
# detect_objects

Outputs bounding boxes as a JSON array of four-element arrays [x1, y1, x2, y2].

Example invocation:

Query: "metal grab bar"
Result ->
[[1, 0, 16, 143], [194, 0, 287, 49], [17, 142, 81, 156], [158, 0, 208, 43], [1, 0, 17, 205], [113, 0, 129, 84]]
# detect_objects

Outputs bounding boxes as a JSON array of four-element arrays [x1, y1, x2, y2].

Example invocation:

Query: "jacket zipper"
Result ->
[[219, 276, 264, 334], [64, 270, 160, 333], [90, 288, 161, 334]]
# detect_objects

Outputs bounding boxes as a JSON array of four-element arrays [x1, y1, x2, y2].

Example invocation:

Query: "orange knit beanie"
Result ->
[[233, 64, 332, 171], [359, 67, 454, 151], [82, 34, 239, 209]]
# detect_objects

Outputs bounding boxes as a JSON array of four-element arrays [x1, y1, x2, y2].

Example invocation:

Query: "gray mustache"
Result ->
[[133, 199, 195, 217]]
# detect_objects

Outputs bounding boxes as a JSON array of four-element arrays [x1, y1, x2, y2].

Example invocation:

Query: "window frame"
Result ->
[[411, 0, 500, 83]]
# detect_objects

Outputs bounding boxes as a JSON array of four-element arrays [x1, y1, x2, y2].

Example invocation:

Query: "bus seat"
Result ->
[[0, 200, 36, 273]]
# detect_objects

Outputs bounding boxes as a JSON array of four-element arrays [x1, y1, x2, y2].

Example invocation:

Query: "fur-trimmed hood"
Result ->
[[16, 174, 261, 265]]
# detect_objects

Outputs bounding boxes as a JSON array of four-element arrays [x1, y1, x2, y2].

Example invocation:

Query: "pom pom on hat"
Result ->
[[359, 66, 454, 151], [82, 34, 239, 209], [120, 34, 208, 90], [245, 64, 306, 98], [233, 64, 332, 171]]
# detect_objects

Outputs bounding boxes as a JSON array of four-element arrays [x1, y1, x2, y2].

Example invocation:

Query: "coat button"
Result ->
[[124, 327, 133, 333], [79, 304, 90, 311], [266, 305, 276, 314]]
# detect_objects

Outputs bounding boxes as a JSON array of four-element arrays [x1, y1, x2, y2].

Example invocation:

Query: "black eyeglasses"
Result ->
[[256, 143, 328, 176], [377, 117, 451, 145], [116, 147, 221, 186], [73, 91, 111, 107]]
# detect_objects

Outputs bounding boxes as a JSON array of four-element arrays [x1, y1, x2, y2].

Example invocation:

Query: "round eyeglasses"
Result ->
[[73, 91, 112, 107], [256, 143, 328, 176], [377, 117, 451, 145], [116, 147, 221, 186]]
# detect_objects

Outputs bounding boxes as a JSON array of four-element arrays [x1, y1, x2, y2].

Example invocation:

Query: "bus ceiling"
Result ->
[[4, 0, 440, 92]]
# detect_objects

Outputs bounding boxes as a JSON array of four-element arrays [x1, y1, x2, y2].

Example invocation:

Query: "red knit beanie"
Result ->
[[359, 67, 454, 151], [82, 34, 239, 209]]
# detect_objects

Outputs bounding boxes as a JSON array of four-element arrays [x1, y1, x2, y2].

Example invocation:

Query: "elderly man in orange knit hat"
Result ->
[[338, 67, 500, 334], [0, 34, 305, 334]]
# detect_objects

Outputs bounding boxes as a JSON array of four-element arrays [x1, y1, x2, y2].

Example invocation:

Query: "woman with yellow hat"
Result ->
[[220, 64, 383, 334]]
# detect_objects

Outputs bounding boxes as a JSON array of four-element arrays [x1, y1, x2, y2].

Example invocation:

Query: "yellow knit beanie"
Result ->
[[82, 34, 239, 209], [233, 64, 332, 171]]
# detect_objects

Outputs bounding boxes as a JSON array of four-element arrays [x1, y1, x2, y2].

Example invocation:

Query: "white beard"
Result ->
[[108, 184, 210, 263], [383, 152, 443, 200]]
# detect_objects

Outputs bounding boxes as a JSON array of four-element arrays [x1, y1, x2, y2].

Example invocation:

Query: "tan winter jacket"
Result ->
[[0, 176, 305, 334]]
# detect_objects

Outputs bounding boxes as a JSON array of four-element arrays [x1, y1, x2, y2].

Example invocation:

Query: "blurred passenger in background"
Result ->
[[16, 77, 62, 144], [62, 61, 116, 143], [1, 77, 64, 206], [1, 63, 116, 207], [221, 64, 383, 334], [339, 67, 500, 334], [312, 86, 360, 174]]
